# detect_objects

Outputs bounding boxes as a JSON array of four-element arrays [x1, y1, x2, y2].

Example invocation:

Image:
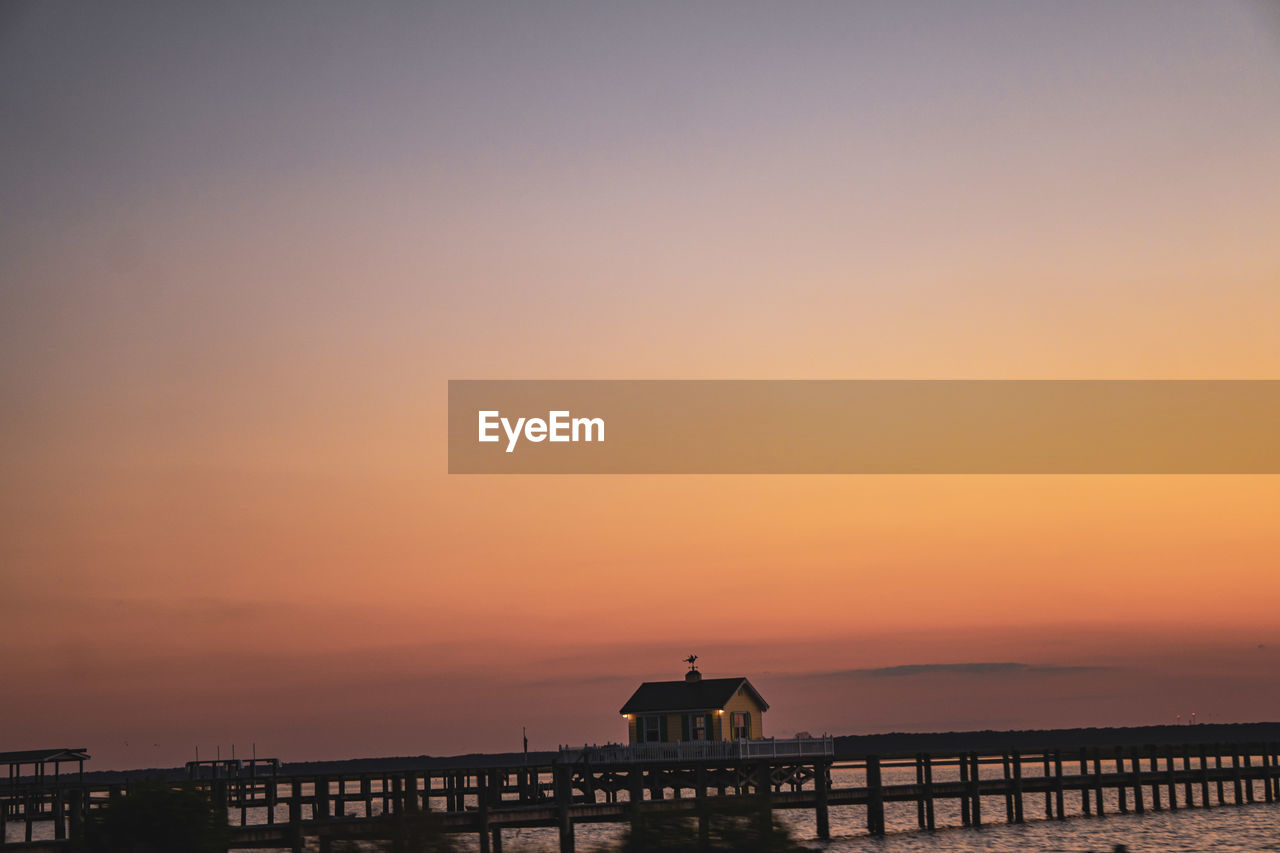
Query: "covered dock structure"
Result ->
[[2, 748, 89, 788]]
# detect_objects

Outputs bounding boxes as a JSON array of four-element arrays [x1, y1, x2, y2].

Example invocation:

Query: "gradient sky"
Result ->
[[2, 1, 1279, 770]]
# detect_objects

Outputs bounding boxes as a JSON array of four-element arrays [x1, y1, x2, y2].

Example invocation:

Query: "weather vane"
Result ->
[[685, 653, 698, 670]]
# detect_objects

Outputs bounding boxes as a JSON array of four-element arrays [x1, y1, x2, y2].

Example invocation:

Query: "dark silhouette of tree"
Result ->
[[328, 811, 459, 853], [77, 781, 229, 853], [616, 797, 810, 853]]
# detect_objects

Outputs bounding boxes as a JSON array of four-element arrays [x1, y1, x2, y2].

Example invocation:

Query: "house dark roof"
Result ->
[[619, 678, 769, 714]]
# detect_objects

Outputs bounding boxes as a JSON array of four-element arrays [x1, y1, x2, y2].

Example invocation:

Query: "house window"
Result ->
[[730, 711, 749, 740], [642, 715, 663, 743], [687, 713, 707, 741]]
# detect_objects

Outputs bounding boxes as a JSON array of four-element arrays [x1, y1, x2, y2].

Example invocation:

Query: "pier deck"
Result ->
[[3, 741, 1278, 851]]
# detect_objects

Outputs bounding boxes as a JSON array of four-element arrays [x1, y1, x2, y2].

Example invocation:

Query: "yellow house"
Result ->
[[620, 666, 769, 744]]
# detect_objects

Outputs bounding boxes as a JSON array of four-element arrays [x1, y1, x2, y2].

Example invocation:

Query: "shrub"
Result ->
[[617, 796, 810, 853], [79, 780, 229, 853]]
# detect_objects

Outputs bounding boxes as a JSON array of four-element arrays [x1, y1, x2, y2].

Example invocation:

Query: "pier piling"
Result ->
[[3, 740, 1279, 851]]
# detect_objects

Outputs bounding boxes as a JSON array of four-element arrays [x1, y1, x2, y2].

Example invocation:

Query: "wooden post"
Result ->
[[213, 778, 229, 829], [1262, 750, 1273, 804], [53, 788, 66, 840], [629, 766, 643, 807], [1178, 745, 1190, 807], [1042, 753, 1053, 818], [1215, 748, 1225, 805], [554, 764, 575, 853], [477, 772, 491, 853], [583, 755, 596, 805], [1232, 746, 1244, 805], [755, 761, 772, 798], [289, 781, 303, 853], [1130, 749, 1144, 814], [969, 753, 982, 827], [754, 761, 773, 839], [916, 755, 927, 829], [68, 787, 83, 840], [1079, 753, 1091, 816], [318, 776, 332, 821], [1054, 750, 1065, 819], [815, 759, 831, 839], [1269, 742, 1280, 799], [1012, 750, 1024, 824], [1165, 748, 1178, 810], [405, 772, 418, 813], [492, 827, 503, 853], [1001, 753, 1014, 824], [924, 753, 935, 830], [1092, 750, 1104, 816], [1149, 747, 1162, 811], [1271, 743, 1279, 803], [865, 755, 885, 836], [959, 752, 971, 826], [1197, 744, 1210, 809], [1272, 743, 1280, 802], [1116, 748, 1128, 814]]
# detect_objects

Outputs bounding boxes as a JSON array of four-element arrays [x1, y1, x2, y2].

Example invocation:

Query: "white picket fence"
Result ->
[[558, 736, 834, 763]]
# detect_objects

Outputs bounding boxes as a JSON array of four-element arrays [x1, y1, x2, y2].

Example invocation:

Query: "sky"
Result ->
[[2, 1, 1279, 770]]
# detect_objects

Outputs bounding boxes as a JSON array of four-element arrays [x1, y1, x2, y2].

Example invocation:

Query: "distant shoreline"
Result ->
[[831, 721, 1280, 759], [72, 721, 1280, 782]]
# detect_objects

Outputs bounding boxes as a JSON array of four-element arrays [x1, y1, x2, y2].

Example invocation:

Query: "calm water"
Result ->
[[15, 804, 1276, 852], [478, 802, 1280, 852]]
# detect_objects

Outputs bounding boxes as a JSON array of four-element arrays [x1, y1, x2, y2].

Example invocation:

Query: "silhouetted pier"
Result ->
[[4, 741, 1279, 851]]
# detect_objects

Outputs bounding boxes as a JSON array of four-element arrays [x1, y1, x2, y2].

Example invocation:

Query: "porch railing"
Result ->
[[558, 736, 834, 764]]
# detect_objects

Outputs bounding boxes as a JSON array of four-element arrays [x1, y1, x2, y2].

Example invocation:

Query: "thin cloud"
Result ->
[[871, 662, 1033, 677], [519, 673, 639, 689], [789, 662, 1110, 679]]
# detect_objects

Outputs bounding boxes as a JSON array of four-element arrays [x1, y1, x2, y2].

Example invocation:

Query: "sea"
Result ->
[[484, 757, 1280, 852]]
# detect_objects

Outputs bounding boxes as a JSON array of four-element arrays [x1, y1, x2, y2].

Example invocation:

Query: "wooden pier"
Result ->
[[3, 741, 1279, 850]]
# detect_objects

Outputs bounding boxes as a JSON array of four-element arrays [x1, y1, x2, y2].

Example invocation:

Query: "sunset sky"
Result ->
[[2, 1, 1279, 770]]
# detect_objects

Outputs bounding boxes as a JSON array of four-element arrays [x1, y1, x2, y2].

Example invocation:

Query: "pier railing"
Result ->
[[4, 740, 1279, 853], [558, 736, 835, 763]]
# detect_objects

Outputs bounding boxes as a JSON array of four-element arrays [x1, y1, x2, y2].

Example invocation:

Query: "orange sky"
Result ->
[[2, 1, 1279, 769]]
